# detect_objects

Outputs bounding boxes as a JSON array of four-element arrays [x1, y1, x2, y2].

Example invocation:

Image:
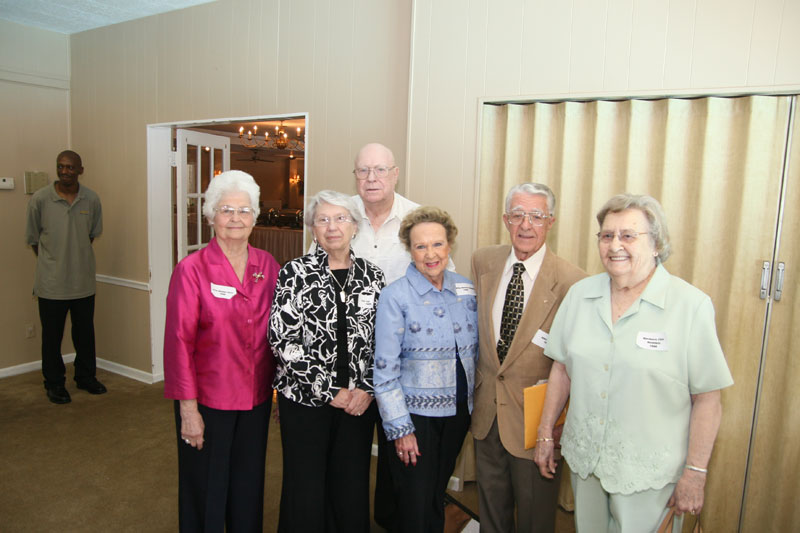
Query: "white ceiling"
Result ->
[[0, 0, 217, 34]]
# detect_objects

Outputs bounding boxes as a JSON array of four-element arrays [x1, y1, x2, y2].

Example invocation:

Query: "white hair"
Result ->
[[202, 170, 261, 223], [304, 190, 363, 227], [504, 183, 556, 215]]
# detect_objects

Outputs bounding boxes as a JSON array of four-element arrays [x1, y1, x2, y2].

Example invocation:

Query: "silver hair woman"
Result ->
[[269, 190, 385, 532], [535, 193, 733, 532], [202, 169, 261, 222], [304, 189, 363, 229], [164, 169, 280, 531]]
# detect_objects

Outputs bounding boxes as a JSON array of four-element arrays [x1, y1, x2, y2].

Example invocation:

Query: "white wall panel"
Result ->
[[628, 0, 668, 89], [662, 0, 696, 88], [691, 0, 754, 87], [568, 0, 608, 92], [519, 1, 572, 94], [746, 0, 783, 85], [604, 0, 634, 92], [775, 0, 800, 84], [484, 0, 524, 96]]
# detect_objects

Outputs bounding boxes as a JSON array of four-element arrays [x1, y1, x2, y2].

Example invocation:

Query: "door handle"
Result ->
[[775, 262, 785, 301], [760, 261, 771, 299]]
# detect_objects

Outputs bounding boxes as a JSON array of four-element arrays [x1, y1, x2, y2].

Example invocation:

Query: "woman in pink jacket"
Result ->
[[164, 170, 280, 532]]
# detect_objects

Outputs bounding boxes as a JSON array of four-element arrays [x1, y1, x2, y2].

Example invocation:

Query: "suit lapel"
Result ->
[[479, 247, 509, 367], [500, 249, 558, 369]]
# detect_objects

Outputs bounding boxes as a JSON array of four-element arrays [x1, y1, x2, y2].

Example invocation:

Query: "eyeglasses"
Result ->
[[596, 230, 650, 244], [506, 210, 551, 227], [214, 205, 255, 217], [313, 214, 353, 227], [353, 166, 396, 180]]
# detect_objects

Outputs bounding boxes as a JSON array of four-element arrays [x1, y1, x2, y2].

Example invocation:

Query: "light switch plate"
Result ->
[[0, 177, 14, 190]]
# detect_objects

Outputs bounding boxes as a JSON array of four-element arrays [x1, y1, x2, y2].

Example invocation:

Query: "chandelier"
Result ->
[[238, 122, 305, 151]]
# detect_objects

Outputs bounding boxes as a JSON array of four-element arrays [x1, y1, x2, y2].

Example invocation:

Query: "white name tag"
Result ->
[[636, 332, 668, 351], [358, 292, 375, 309], [210, 282, 237, 300], [532, 329, 549, 349], [455, 283, 476, 296]]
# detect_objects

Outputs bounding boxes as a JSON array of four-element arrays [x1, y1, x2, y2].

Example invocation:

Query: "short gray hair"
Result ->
[[304, 190, 362, 227], [203, 170, 260, 223], [596, 193, 671, 263], [504, 183, 556, 215]]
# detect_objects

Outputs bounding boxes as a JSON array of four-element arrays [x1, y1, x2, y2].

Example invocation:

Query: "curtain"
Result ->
[[477, 95, 795, 532]]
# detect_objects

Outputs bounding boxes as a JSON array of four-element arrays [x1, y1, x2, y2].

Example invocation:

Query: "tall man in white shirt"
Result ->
[[349, 142, 420, 284], [471, 183, 585, 532]]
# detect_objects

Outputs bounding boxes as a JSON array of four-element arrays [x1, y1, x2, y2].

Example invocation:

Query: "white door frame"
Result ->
[[175, 129, 230, 260], [147, 113, 309, 382]]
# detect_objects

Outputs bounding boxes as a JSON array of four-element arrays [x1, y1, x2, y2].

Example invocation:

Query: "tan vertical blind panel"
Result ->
[[478, 95, 792, 532], [741, 109, 800, 531]]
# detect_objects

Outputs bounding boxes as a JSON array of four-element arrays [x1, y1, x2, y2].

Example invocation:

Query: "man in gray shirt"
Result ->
[[26, 150, 105, 404]]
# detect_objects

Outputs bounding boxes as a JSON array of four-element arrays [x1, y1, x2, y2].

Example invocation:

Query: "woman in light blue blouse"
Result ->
[[373, 206, 478, 533], [534, 194, 733, 533]]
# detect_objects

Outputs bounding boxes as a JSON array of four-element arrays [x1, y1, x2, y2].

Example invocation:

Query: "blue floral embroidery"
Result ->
[[453, 322, 462, 333], [433, 307, 446, 317], [409, 322, 422, 333], [426, 328, 434, 335], [466, 299, 477, 311]]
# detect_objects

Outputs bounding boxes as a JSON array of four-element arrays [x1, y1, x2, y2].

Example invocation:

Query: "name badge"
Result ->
[[358, 292, 375, 309], [636, 332, 668, 351], [210, 282, 237, 300], [455, 283, 476, 296], [532, 329, 548, 349]]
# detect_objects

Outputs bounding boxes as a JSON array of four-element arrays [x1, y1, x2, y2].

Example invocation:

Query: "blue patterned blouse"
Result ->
[[373, 264, 479, 440]]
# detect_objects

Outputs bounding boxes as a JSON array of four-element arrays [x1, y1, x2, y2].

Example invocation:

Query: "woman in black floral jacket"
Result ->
[[269, 190, 385, 533]]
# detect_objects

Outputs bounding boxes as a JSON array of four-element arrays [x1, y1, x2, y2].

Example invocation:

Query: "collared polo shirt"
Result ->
[[25, 182, 103, 300]]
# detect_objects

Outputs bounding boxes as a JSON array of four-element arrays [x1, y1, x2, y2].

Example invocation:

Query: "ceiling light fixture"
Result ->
[[238, 122, 304, 151]]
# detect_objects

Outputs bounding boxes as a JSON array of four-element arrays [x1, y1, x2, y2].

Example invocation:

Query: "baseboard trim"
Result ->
[[0, 353, 159, 384]]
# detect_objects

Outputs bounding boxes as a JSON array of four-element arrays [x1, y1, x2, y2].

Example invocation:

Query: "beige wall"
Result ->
[[406, 0, 800, 272], [0, 20, 71, 371], [66, 0, 412, 375]]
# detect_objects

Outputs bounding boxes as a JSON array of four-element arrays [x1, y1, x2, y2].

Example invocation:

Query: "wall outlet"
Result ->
[[0, 177, 14, 190], [25, 323, 36, 338]]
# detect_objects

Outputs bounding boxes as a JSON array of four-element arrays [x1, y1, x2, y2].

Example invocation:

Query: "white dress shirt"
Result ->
[[350, 192, 420, 284], [491, 244, 547, 343]]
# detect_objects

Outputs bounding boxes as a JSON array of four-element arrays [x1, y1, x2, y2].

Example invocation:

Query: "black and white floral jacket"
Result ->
[[269, 246, 386, 407]]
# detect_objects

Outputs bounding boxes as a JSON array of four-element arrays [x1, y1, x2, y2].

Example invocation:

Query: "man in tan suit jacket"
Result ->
[[471, 183, 585, 533]]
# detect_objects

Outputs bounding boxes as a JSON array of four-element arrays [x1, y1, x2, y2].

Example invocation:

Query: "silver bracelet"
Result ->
[[685, 464, 708, 474]]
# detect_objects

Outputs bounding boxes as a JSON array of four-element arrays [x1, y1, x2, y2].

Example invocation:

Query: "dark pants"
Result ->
[[277, 393, 377, 533], [374, 422, 397, 528], [38, 295, 96, 389], [475, 418, 562, 533], [383, 403, 471, 533], [174, 400, 271, 533]]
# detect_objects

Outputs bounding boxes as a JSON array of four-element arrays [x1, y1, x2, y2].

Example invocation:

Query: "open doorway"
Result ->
[[146, 113, 308, 381]]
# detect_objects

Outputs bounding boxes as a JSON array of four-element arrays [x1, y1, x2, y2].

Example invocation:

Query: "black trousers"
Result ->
[[38, 295, 96, 388], [383, 403, 471, 533], [277, 393, 377, 533], [174, 400, 271, 533]]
